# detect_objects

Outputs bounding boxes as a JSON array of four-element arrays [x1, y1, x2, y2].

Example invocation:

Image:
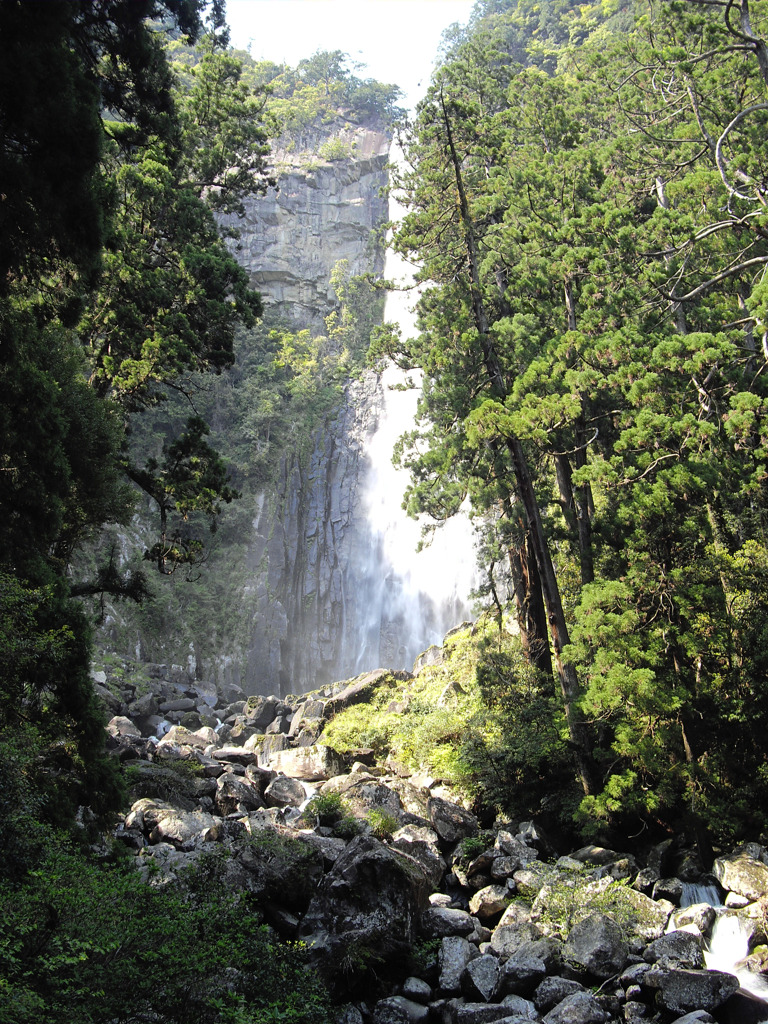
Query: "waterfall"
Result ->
[[673, 884, 768, 1013], [705, 913, 768, 1004], [347, 140, 478, 671]]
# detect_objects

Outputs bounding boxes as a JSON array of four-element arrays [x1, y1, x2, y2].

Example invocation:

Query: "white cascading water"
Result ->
[[676, 884, 768, 1012], [352, 142, 478, 671]]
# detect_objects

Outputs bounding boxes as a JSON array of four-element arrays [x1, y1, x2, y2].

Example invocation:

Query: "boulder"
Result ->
[[215, 773, 265, 815], [428, 796, 479, 844], [211, 745, 260, 766], [322, 669, 405, 719], [393, 839, 446, 890], [563, 913, 628, 979], [653, 877, 684, 904], [300, 835, 429, 962], [402, 977, 432, 1004], [159, 697, 196, 712], [534, 977, 586, 1013], [372, 996, 428, 1023], [439, 935, 480, 994], [264, 744, 344, 781], [264, 774, 306, 808], [321, 774, 404, 820], [462, 954, 501, 1002], [669, 903, 717, 936], [541, 990, 609, 1023], [245, 694, 279, 729], [495, 832, 539, 869], [233, 826, 324, 911], [714, 851, 768, 901], [422, 906, 476, 938], [644, 967, 740, 1014], [499, 952, 547, 996], [106, 715, 142, 738], [156, 725, 209, 750], [447, 1000, 534, 1023], [149, 808, 219, 850], [643, 930, 703, 968], [470, 885, 513, 921], [490, 902, 541, 959]]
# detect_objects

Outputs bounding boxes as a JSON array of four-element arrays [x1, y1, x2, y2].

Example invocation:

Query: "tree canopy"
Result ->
[[383, 0, 768, 847], [0, 0, 268, 820]]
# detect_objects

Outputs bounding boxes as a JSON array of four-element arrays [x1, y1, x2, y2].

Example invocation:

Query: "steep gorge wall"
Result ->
[[220, 126, 390, 332], [213, 125, 402, 696]]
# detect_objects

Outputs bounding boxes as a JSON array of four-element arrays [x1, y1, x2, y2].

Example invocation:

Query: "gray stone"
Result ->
[[264, 774, 306, 808], [470, 885, 512, 920], [393, 839, 446, 890], [495, 832, 539, 869], [534, 977, 585, 1013], [498, 994, 537, 1019], [499, 953, 547, 996], [148, 808, 219, 850], [157, 725, 209, 750], [653, 877, 684, 904], [372, 996, 428, 1024], [439, 936, 480, 994], [490, 902, 541, 959], [669, 1014, 714, 1024], [541, 990, 609, 1024], [564, 913, 628, 978], [300, 835, 429, 962], [264, 744, 344, 781], [423, 906, 476, 938], [644, 967, 740, 1014], [215, 773, 265, 815], [449, 1000, 536, 1023], [211, 745, 260, 766], [669, 903, 717, 936], [462, 954, 501, 1002], [402, 977, 432, 1004], [159, 697, 196, 712], [427, 796, 478, 844], [643, 930, 703, 968], [714, 851, 768, 901], [106, 715, 142, 738]]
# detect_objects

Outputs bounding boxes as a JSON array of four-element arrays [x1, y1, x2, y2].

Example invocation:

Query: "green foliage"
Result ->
[[458, 833, 494, 863], [0, 841, 332, 1024], [304, 791, 349, 826], [364, 809, 399, 840], [332, 815, 366, 840], [239, 49, 404, 138], [386, 0, 768, 844]]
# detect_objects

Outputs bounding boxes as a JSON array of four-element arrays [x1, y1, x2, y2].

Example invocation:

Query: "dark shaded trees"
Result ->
[[388, 0, 768, 844], [0, 0, 268, 821]]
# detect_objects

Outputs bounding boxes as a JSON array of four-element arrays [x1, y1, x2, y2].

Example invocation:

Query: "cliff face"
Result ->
[[221, 126, 390, 332], [94, 123, 467, 696], [211, 125, 402, 695]]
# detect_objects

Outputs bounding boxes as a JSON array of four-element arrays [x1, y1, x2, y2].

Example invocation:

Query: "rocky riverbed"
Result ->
[[100, 660, 768, 1024]]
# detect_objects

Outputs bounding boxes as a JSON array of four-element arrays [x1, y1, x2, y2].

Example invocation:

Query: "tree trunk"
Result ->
[[440, 91, 599, 795]]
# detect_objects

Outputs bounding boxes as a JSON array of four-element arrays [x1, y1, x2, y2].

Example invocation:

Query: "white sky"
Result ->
[[225, 0, 476, 110]]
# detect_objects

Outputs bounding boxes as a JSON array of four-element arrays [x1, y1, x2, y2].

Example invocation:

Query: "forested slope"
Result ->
[[381, 0, 768, 845]]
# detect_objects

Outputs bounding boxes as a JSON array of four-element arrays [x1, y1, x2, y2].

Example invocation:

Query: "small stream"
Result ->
[[676, 882, 768, 1016]]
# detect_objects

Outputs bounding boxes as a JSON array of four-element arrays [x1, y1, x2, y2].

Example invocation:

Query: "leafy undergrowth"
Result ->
[[0, 839, 332, 1024], [318, 618, 579, 824]]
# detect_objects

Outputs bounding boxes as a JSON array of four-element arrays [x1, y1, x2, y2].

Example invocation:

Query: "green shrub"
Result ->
[[458, 832, 493, 864], [318, 134, 353, 161], [0, 841, 332, 1024], [304, 790, 350, 825], [332, 815, 365, 839], [365, 809, 399, 840]]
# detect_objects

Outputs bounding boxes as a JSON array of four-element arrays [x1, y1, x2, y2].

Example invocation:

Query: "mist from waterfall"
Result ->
[[350, 142, 478, 672]]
